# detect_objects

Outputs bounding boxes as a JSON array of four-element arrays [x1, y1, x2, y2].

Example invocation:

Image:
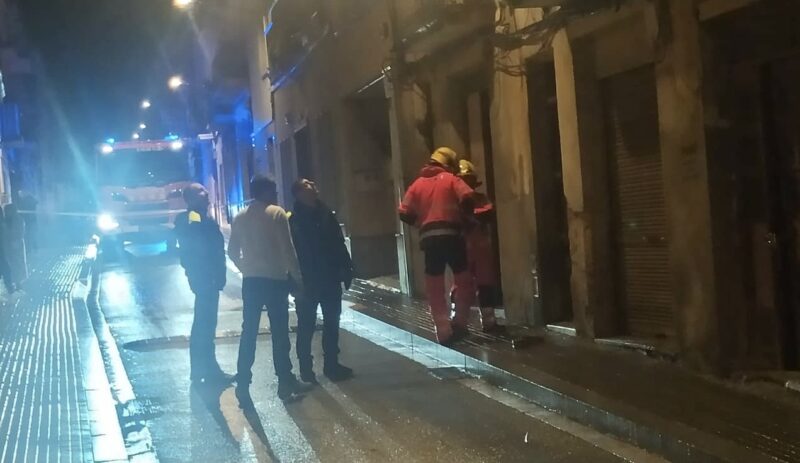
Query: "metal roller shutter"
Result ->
[[602, 65, 675, 338]]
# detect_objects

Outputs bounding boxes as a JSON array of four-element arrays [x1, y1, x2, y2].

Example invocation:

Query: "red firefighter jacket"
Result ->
[[398, 164, 474, 241], [465, 192, 497, 287]]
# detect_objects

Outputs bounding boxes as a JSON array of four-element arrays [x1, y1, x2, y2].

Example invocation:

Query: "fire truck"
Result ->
[[95, 138, 194, 252]]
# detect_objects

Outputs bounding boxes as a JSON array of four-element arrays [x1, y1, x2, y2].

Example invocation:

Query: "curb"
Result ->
[[83, 244, 159, 463], [72, 251, 128, 463], [340, 304, 775, 463]]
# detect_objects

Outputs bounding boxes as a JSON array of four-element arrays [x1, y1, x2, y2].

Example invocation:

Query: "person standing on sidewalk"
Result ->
[[454, 160, 500, 332], [174, 184, 232, 385], [228, 176, 311, 406], [398, 147, 476, 345], [4, 204, 27, 287], [290, 179, 354, 384], [0, 207, 17, 298]]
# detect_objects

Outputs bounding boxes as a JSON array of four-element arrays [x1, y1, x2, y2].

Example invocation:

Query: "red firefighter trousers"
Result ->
[[422, 235, 474, 343]]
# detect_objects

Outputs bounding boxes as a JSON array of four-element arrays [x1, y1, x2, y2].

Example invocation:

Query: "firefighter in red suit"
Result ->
[[398, 147, 476, 345], [456, 160, 500, 332]]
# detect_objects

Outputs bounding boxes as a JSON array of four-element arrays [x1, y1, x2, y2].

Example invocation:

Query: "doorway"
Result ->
[[346, 80, 401, 290], [758, 58, 800, 368], [601, 65, 674, 339], [703, 1, 800, 369], [527, 59, 573, 324]]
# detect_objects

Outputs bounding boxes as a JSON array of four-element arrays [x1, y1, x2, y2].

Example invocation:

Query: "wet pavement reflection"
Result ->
[[96, 244, 632, 462]]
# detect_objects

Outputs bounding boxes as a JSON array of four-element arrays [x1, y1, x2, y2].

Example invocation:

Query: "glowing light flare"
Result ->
[[139, 123, 147, 130], [173, 0, 194, 8], [170, 140, 185, 151], [141, 99, 151, 109], [168, 75, 185, 91], [132, 133, 140, 140], [100, 144, 114, 155], [97, 214, 119, 232]]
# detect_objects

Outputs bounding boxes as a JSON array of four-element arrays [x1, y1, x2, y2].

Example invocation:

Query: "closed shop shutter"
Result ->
[[602, 65, 675, 338]]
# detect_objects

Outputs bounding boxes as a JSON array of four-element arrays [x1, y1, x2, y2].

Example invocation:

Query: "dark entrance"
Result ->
[[759, 59, 800, 368], [601, 65, 674, 339], [704, 2, 800, 369], [527, 59, 572, 324]]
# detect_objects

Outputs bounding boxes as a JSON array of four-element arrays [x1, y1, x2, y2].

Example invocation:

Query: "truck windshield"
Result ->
[[98, 148, 190, 187]]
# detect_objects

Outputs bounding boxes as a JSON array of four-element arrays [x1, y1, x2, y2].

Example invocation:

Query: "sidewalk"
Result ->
[[343, 281, 800, 463], [0, 248, 127, 463], [218, 223, 800, 461]]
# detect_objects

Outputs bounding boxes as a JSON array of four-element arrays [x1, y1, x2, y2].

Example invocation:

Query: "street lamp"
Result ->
[[139, 123, 147, 130], [132, 132, 140, 140], [141, 99, 151, 110], [173, 0, 194, 8], [168, 75, 185, 91]]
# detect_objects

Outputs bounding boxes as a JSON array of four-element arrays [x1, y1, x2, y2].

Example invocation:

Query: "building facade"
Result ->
[[0, 0, 43, 205], [245, 0, 799, 374]]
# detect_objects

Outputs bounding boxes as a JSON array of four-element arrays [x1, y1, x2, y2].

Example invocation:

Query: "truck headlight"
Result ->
[[97, 213, 120, 232]]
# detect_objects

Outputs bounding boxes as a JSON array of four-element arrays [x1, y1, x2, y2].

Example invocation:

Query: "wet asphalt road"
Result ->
[[96, 245, 638, 463]]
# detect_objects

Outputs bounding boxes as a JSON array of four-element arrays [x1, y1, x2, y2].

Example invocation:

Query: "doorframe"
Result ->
[[384, 75, 414, 295]]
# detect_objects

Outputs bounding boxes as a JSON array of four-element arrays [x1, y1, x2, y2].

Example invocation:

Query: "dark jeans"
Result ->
[[296, 285, 342, 370], [422, 235, 468, 276], [190, 286, 222, 379], [237, 277, 293, 384]]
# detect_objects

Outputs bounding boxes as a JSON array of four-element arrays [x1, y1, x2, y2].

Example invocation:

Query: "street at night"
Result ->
[[5, 0, 800, 462], [92, 245, 652, 462]]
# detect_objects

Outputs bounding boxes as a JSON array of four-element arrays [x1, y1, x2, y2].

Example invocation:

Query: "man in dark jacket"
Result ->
[[290, 179, 354, 383], [174, 183, 231, 384]]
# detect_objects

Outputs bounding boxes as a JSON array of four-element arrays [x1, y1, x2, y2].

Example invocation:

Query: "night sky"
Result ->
[[18, 0, 193, 151]]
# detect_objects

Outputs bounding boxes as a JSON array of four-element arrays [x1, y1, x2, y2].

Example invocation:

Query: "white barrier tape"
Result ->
[[16, 209, 188, 218]]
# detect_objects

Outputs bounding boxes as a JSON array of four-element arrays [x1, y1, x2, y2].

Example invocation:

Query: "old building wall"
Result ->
[[652, 0, 720, 371], [246, 16, 273, 179], [552, 30, 617, 337], [487, 7, 540, 325], [540, 0, 723, 368]]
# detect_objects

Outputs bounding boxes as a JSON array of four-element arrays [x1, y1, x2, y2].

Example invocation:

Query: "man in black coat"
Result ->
[[174, 183, 232, 385], [290, 179, 354, 383]]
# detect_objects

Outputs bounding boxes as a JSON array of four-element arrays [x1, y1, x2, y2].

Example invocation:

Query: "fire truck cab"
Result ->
[[95, 138, 193, 251]]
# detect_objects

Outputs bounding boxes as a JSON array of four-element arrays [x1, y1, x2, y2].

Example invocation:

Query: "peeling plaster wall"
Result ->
[[489, 7, 540, 325]]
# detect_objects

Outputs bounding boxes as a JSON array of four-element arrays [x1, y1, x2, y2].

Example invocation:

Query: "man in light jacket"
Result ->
[[229, 176, 311, 406]]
